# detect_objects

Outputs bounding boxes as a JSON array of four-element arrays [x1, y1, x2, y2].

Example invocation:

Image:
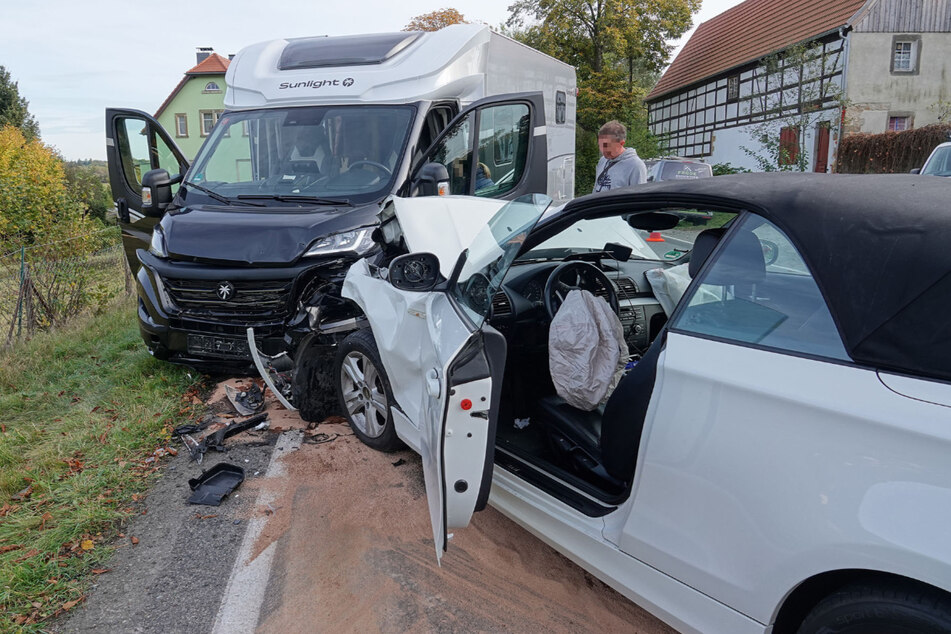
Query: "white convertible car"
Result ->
[[336, 174, 951, 634]]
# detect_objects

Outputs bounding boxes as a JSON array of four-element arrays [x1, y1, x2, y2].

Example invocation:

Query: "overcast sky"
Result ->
[[0, 0, 742, 160]]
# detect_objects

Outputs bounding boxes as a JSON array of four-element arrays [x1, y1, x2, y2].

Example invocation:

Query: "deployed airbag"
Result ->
[[548, 290, 628, 411], [646, 263, 692, 316]]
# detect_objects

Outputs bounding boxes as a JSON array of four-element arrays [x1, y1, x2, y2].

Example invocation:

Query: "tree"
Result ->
[[0, 126, 90, 251], [740, 42, 847, 172], [65, 162, 111, 223], [404, 8, 469, 31], [505, 0, 699, 191], [0, 66, 40, 140]]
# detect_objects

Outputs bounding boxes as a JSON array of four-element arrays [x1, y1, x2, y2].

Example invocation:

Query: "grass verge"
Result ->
[[0, 296, 206, 630]]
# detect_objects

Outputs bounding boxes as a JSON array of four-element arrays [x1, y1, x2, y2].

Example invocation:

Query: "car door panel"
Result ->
[[619, 332, 951, 624], [105, 108, 189, 272]]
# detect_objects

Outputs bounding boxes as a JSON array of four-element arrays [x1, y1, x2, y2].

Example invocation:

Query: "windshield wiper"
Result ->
[[237, 194, 352, 206], [183, 181, 265, 207]]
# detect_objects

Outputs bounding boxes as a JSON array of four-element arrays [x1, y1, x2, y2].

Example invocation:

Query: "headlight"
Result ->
[[149, 229, 168, 258], [304, 228, 375, 257]]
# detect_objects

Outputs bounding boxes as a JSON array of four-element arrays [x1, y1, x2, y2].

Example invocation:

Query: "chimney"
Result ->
[[228, 54, 235, 60], [196, 46, 213, 64]]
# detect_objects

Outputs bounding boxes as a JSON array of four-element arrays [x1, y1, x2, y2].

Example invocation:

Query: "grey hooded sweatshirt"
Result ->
[[593, 147, 647, 193]]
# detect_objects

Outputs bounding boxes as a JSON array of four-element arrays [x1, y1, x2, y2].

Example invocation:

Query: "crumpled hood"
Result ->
[[160, 203, 379, 265]]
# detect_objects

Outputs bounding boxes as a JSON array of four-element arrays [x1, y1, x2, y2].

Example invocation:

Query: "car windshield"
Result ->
[[921, 145, 951, 177], [184, 105, 416, 206]]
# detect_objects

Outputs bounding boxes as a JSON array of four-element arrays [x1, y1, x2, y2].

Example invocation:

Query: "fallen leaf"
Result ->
[[130, 536, 139, 545], [31, 601, 42, 608], [80, 539, 94, 551], [14, 548, 40, 563], [0, 544, 22, 553], [166, 447, 178, 456], [91, 568, 109, 574], [62, 599, 80, 610], [40, 512, 53, 529]]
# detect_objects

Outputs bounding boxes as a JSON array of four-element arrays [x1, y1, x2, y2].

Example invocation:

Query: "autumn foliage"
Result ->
[[0, 125, 94, 253], [835, 124, 951, 174], [404, 8, 469, 32]]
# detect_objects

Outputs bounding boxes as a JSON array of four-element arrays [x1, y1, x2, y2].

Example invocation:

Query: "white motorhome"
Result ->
[[104, 25, 576, 418]]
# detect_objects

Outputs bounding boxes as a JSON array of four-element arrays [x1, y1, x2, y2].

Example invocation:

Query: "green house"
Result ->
[[155, 48, 231, 160]]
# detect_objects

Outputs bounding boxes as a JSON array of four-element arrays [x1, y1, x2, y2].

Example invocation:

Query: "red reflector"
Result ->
[[460, 399, 473, 411]]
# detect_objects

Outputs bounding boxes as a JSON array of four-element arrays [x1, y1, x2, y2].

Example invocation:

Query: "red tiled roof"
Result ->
[[155, 53, 230, 118], [647, 0, 869, 101], [186, 52, 230, 75]]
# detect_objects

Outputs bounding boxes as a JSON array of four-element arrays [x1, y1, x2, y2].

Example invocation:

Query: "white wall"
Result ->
[[708, 111, 839, 172]]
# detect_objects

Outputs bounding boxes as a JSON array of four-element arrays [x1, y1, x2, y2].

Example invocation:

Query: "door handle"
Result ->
[[425, 368, 440, 398]]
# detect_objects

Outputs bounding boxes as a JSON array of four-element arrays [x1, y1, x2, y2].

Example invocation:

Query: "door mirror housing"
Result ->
[[387, 252, 441, 291], [909, 167, 921, 174], [141, 169, 182, 217], [414, 163, 450, 197]]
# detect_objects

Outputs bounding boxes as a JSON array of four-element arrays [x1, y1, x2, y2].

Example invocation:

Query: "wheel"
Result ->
[[334, 329, 402, 451], [291, 339, 337, 423], [797, 582, 951, 634]]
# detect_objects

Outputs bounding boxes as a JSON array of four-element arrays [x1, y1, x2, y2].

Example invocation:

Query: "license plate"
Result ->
[[186, 334, 251, 359]]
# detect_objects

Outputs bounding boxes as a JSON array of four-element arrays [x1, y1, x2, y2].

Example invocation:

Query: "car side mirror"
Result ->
[[387, 252, 441, 291], [414, 162, 450, 197], [141, 169, 182, 217], [909, 168, 921, 174]]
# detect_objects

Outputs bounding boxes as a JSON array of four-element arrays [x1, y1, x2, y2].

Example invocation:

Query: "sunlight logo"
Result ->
[[278, 78, 356, 90]]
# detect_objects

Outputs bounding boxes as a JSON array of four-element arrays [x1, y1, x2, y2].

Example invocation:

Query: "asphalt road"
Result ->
[[52, 380, 676, 634]]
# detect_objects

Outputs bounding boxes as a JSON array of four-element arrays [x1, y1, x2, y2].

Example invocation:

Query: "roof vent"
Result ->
[[278, 32, 422, 70]]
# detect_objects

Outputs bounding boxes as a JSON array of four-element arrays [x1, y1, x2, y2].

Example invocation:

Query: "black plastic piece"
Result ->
[[188, 463, 245, 505]]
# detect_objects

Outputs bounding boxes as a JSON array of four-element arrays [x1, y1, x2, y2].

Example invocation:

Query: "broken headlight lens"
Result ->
[[149, 229, 168, 258], [304, 228, 375, 257]]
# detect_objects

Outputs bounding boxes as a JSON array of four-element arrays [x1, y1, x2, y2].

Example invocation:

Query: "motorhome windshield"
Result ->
[[186, 105, 416, 206]]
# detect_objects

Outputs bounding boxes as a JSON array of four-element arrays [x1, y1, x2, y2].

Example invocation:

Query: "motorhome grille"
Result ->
[[491, 291, 512, 317], [163, 277, 293, 320], [615, 277, 638, 300]]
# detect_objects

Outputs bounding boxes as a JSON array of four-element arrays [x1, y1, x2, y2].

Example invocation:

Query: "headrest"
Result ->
[[688, 227, 726, 278], [701, 228, 766, 286]]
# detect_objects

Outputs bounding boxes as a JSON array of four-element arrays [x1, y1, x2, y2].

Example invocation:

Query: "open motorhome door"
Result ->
[[105, 108, 189, 273], [343, 194, 551, 562], [410, 92, 548, 201]]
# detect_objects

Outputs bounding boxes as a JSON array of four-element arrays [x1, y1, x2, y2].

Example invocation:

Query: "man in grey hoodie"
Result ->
[[593, 120, 647, 193]]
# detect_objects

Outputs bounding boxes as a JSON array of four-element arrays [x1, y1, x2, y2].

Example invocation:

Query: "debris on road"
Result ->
[[225, 383, 265, 416], [187, 463, 246, 506], [177, 413, 270, 462]]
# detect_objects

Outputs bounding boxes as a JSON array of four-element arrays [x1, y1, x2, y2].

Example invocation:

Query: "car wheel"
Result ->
[[334, 329, 401, 451], [797, 582, 951, 634]]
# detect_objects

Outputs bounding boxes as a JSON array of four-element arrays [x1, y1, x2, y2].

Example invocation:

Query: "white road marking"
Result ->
[[211, 430, 303, 634]]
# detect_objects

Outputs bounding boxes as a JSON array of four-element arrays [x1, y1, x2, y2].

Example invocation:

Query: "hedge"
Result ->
[[835, 123, 951, 174]]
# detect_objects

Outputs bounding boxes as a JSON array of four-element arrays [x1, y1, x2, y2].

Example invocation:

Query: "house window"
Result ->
[[204, 81, 222, 93], [891, 36, 920, 74], [200, 110, 222, 136], [779, 126, 799, 166], [889, 116, 910, 131], [727, 75, 739, 102], [174, 113, 188, 138]]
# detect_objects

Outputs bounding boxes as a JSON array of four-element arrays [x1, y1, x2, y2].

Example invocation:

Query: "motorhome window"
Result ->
[[278, 32, 421, 70], [475, 103, 531, 198], [427, 113, 473, 195], [186, 105, 415, 205], [555, 91, 566, 125]]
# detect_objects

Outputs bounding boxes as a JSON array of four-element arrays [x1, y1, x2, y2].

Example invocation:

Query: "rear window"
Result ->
[[658, 161, 712, 181]]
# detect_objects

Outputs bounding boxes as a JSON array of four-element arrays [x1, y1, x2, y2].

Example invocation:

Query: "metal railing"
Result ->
[[0, 228, 134, 348]]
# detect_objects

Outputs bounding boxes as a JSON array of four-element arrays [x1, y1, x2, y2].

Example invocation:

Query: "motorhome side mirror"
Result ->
[[141, 169, 182, 217], [387, 252, 441, 291], [909, 168, 921, 174], [414, 162, 450, 197]]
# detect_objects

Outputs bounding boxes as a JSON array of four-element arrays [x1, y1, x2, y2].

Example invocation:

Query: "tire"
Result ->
[[797, 582, 951, 634], [334, 329, 402, 451], [292, 343, 337, 423]]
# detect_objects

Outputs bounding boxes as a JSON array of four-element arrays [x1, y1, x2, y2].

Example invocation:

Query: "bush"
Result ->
[[835, 124, 951, 174]]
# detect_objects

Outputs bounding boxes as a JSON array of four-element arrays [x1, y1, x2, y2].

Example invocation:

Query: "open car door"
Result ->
[[409, 92, 548, 200], [343, 194, 551, 562], [105, 108, 189, 273]]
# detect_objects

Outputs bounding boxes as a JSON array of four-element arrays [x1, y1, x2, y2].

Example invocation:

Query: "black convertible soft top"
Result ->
[[556, 173, 951, 382]]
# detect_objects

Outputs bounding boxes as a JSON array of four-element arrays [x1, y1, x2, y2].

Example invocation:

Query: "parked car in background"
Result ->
[[912, 141, 951, 177], [644, 156, 713, 182], [339, 174, 951, 634]]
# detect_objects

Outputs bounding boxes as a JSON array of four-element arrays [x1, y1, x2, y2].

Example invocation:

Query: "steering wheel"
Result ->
[[347, 160, 392, 177], [544, 261, 619, 319]]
